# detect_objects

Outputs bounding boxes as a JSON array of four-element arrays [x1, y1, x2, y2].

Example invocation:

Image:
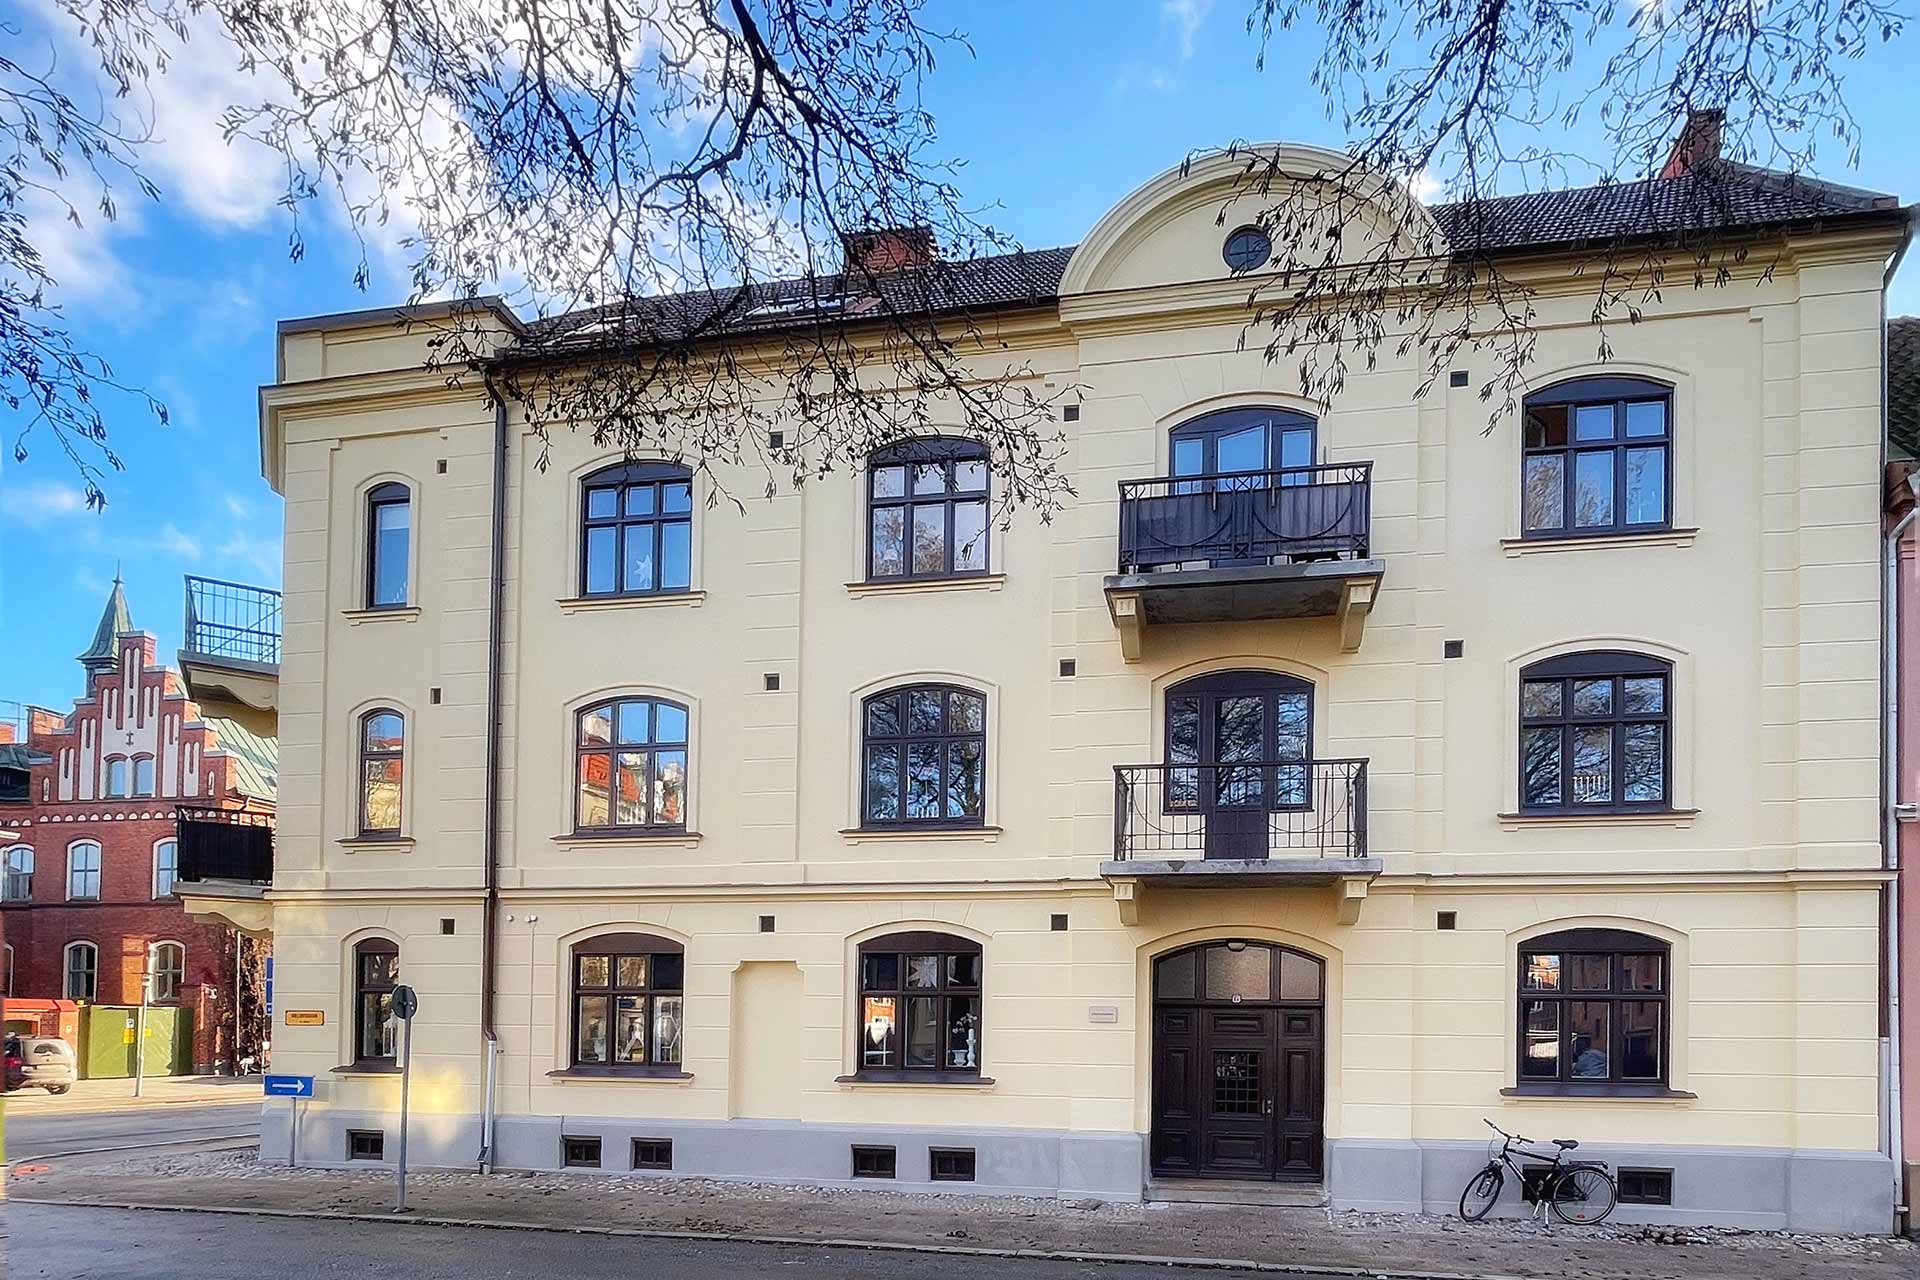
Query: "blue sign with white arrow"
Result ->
[[264, 1074, 315, 1098]]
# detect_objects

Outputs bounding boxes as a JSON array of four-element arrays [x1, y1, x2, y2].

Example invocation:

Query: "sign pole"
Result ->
[[290, 1096, 299, 1169], [392, 984, 417, 1214], [133, 958, 150, 1098], [263, 1073, 316, 1168]]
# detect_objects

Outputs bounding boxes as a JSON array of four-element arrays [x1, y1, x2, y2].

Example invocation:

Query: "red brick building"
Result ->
[[0, 579, 275, 1073]]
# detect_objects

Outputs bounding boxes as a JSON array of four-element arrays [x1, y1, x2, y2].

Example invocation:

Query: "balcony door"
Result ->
[[1166, 671, 1312, 860], [1171, 407, 1317, 486]]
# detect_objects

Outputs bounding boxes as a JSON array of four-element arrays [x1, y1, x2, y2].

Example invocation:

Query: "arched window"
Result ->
[[574, 698, 689, 832], [366, 482, 412, 608], [1169, 406, 1316, 482], [569, 933, 684, 1072], [1165, 670, 1313, 810], [1518, 928, 1670, 1087], [149, 941, 186, 1002], [1519, 651, 1671, 811], [866, 440, 990, 580], [358, 709, 406, 835], [856, 932, 983, 1076], [64, 941, 98, 1001], [1521, 376, 1671, 537], [580, 461, 694, 597], [104, 756, 129, 798], [132, 755, 156, 797], [860, 684, 986, 827], [153, 838, 179, 898], [66, 840, 102, 900], [2, 845, 33, 901], [353, 939, 401, 1065]]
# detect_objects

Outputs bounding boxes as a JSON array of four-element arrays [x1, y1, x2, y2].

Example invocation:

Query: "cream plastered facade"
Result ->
[[254, 148, 1903, 1229]]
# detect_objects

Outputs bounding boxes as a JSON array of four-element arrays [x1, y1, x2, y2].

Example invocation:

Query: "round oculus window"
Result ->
[[1223, 225, 1273, 271]]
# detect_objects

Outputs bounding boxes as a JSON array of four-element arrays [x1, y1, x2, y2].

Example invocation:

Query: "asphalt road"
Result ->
[[3, 1102, 260, 1163], [5, 1204, 1332, 1280]]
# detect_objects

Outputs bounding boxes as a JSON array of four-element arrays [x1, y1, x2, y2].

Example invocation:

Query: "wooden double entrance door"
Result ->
[[1150, 941, 1326, 1183]]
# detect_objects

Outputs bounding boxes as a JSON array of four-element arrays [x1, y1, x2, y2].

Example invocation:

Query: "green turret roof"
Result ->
[[78, 573, 132, 674]]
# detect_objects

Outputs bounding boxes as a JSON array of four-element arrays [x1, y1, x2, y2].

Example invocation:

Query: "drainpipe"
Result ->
[[476, 370, 509, 1172], [1881, 218, 1915, 1232]]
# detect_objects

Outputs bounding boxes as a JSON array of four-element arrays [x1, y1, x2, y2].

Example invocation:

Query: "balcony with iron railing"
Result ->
[[1104, 463, 1386, 660], [173, 805, 275, 935], [1099, 758, 1381, 921], [180, 576, 282, 712]]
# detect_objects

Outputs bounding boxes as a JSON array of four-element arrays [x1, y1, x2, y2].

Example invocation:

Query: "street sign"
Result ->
[[264, 1075, 315, 1098], [391, 983, 418, 1214], [392, 985, 419, 1020]]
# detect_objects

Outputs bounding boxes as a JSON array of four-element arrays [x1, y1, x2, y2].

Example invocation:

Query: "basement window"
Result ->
[[930, 1148, 976, 1182], [632, 1138, 674, 1171], [1617, 1167, 1673, 1205], [347, 1130, 385, 1161], [563, 1135, 602, 1168], [851, 1145, 896, 1179]]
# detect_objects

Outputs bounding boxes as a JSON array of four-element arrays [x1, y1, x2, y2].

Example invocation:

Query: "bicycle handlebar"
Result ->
[[1481, 1118, 1529, 1145]]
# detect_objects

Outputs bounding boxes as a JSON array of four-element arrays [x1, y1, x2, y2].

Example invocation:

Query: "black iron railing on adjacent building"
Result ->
[[1113, 759, 1369, 860], [177, 806, 274, 884], [1116, 463, 1372, 574], [183, 576, 283, 668]]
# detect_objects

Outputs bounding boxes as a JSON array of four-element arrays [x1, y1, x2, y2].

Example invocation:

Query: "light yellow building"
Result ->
[[215, 141, 1915, 1230]]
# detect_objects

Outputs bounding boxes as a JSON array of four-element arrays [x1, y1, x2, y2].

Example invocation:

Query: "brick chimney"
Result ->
[[841, 226, 936, 274], [1660, 108, 1725, 179]]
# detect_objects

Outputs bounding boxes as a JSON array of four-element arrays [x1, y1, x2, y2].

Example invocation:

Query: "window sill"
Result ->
[[836, 1072, 995, 1091], [840, 825, 1001, 845], [336, 836, 416, 851], [1500, 1084, 1696, 1102], [845, 573, 1005, 599], [557, 591, 706, 615], [551, 830, 702, 850], [1498, 809, 1697, 831], [545, 1067, 695, 1085], [331, 1062, 401, 1077], [1501, 528, 1697, 557], [342, 606, 422, 625]]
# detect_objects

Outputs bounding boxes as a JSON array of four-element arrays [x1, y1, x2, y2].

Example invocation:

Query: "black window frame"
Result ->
[[572, 697, 690, 833], [1518, 650, 1672, 813], [851, 1145, 898, 1178], [1616, 1167, 1675, 1205], [1222, 225, 1273, 272], [1168, 405, 1317, 481], [855, 930, 984, 1079], [357, 708, 406, 836], [865, 439, 991, 582], [929, 1147, 977, 1182], [347, 1129, 386, 1160], [1516, 928, 1670, 1088], [64, 940, 98, 1001], [366, 482, 412, 609], [1520, 376, 1673, 539], [859, 684, 987, 829], [568, 933, 686, 1074], [562, 1135, 603, 1168], [631, 1137, 674, 1170], [579, 461, 695, 598], [1163, 669, 1315, 813], [353, 938, 400, 1067]]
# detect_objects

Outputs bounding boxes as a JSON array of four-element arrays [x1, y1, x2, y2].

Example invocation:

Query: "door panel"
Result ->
[[1199, 1011, 1273, 1177], [1149, 1007, 1201, 1175], [1275, 1009, 1324, 1181]]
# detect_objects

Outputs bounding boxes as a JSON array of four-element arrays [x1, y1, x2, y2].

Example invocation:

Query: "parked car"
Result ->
[[4, 1034, 77, 1094]]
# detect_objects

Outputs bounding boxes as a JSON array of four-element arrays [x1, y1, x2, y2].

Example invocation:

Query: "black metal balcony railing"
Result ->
[[177, 806, 274, 884], [1116, 463, 1372, 575], [183, 576, 283, 667], [1113, 759, 1369, 861]]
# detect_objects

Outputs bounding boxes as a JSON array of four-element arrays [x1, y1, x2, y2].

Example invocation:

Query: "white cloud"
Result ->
[[157, 523, 203, 558], [1161, 0, 1214, 60], [223, 494, 253, 519], [216, 530, 283, 583], [0, 479, 90, 527], [1407, 168, 1445, 203]]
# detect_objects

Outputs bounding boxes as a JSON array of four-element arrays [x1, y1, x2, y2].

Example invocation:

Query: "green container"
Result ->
[[77, 1006, 193, 1078]]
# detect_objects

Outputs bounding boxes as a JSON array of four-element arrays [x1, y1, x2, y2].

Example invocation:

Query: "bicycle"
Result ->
[[1458, 1119, 1617, 1225]]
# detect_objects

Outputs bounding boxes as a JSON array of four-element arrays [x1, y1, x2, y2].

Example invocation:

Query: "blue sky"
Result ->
[[3, 0, 1918, 715]]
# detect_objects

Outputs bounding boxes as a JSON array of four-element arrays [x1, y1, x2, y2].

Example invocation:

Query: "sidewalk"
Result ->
[[10, 1146, 1915, 1280], [2, 1074, 262, 1114]]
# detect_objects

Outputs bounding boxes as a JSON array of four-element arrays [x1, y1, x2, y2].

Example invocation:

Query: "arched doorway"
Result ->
[[1166, 671, 1313, 860], [1151, 939, 1324, 1182]]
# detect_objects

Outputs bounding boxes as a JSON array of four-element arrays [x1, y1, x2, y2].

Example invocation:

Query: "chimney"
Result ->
[[841, 226, 936, 275], [1660, 108, 1725, 179]]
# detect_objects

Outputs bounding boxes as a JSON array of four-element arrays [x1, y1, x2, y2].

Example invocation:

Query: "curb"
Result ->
[[10, 1195, 1536, 1280], [6, 1134, 259, 1166]]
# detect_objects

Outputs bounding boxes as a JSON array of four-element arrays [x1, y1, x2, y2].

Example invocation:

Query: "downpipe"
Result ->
[[1883, 497, 1912, 1231], [475, 368, 509, 1173]]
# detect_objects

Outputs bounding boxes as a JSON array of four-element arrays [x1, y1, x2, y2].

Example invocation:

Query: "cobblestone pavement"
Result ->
[[10, 1147, 1918, 1280]]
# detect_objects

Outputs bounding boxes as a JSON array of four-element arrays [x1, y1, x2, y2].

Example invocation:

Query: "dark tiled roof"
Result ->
[[522, 166, 1901, 350], [1891, 316, 1920, 460]]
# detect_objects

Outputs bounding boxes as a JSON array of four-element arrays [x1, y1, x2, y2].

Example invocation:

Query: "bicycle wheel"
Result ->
[[1458, 1164, 1504, 1221], [1549, 1167, 1617, 1224]]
